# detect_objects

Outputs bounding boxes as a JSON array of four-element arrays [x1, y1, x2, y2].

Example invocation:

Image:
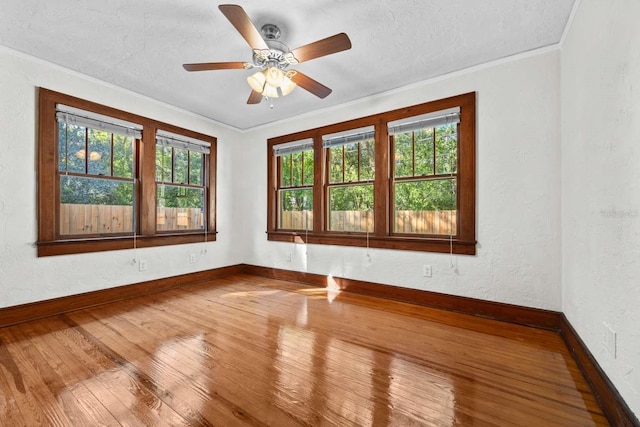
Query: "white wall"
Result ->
[[0, 48, 244, 309], [561, 0, 640, 417], [240, 50, 562, 311]]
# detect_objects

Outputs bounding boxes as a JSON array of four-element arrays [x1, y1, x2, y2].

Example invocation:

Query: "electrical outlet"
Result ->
[[603, 323, 617, 358], [139, 259, 147, 271], [189, 253, 196, 263], [423, 265, 432, 277]]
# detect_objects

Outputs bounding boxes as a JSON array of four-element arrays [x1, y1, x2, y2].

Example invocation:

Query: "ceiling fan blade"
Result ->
[[290, 33, 352, 63], [218, 4, 269, 51], [247, 90, 263, 104], [289, 71, 332, 99], [183, 62, 249, 72]]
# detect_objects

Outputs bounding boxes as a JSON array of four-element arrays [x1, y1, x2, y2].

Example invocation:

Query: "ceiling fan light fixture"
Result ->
[[247, 70, 267, 93], [280, 75, 297, 96], [262, 83, 279, 98], [264, 66, 285, 87]]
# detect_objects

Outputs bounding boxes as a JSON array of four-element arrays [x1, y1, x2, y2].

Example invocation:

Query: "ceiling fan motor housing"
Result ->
[[252, 24, 296, 69]]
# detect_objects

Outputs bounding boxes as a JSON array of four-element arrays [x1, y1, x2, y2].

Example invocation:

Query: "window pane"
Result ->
[[189, 151, 203, 185], [394, 132, 413, 178], [394, 179, 457, 235], [328, 184, 374, 232], [156, 146, 172, 182], [279, 188, 313, 230], [329, 146, 343, 183], [360, 139, 375, 181], [87, 129, 112, 176], [173, 148, 188, 184], [291, 152, 303, 186], [303, 150, 314, 186], [435, 125, 458, 175], [113, 134, 134, 178], [156, 184, 205, 231], [59, 175, 133, 235], [280, 154, 291, 187], [59, 123, 87, 174], [344, 143, 359, 182], [415, 128, 434, 176]]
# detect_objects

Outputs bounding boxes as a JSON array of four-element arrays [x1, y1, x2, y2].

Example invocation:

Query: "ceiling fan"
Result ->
[[183, 4, 352, 104]]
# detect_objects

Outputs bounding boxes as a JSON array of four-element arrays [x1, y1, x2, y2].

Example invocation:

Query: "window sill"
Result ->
[[37, 233, 216, 257], [267, 231, 476, 255]]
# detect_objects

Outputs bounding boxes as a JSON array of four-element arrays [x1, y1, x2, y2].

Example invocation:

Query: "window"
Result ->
[[323, 126, 375, 233], [273, 139, 314, 231], [267, 92, 475, 254], [38, 89, 216, 256], [155, 131, 210, 232], [56, 105, 139, 236], [389, 108, 459, 236]]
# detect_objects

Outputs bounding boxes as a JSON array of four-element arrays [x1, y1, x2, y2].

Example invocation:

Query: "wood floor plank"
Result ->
[[12, 321, 120, 427], [0, 274, 609, 426], [66, 310, 264, 427]]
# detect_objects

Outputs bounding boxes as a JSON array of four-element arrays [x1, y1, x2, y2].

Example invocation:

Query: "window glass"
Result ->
[[435, 124, 458, 174], [155, 143, 208, 232], [414, 128, 435, 176], [156, 185, 205, 230], [87, 129, 112, 176], [328, 184, 374, 232], [59, 176, 134, 235], [279, 188, 313, 230], [329, 146, 343, 184], [277, 145, 313, 231], [359, 139, 375, 181], [173, 148, 188, 184], [57, 121, 135, 236], [189, 152, 203, 185], [392, 122, 458, 235], [156, 146, 172, 182], [394, 132, 413, 178], [394, 179, 456, 235], [325, 134, 375, 232], [58, 122, 86, 174], [113, 134, 133, 178]]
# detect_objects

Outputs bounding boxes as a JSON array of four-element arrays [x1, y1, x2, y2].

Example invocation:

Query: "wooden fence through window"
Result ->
[[280, 210, 456, 235], [59, 204, 203, 235]]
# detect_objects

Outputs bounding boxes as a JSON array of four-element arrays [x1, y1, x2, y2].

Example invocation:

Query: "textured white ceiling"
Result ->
[[0, 1, 575, 130]]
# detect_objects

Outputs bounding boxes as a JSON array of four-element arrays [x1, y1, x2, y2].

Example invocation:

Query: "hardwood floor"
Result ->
[[0, 274, 608, 426]]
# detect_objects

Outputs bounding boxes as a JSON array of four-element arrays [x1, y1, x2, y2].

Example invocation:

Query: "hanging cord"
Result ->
[[447, 115, 456, 270], [365, 229, 371, 261], [132, 138, 138, 264], [203, 214, 209, 254], [305, 207, 309, 256], [202, 171, 208, 256]]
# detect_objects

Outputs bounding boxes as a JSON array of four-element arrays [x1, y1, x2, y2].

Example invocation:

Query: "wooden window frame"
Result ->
[[37, 88, 217, 257], [267, 92, 476, 255]]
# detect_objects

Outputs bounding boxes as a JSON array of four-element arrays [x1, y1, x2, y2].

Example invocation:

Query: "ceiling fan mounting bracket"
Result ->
[[260, 24, 281, 40]]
